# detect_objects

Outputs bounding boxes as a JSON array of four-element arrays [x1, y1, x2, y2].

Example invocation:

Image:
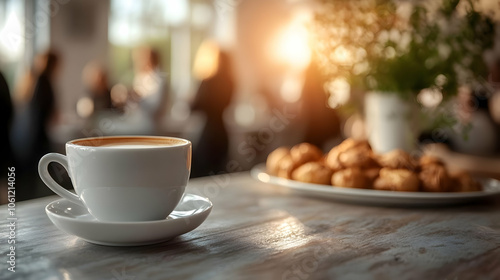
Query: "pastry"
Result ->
[[333, 138, 366, 153], [419, 155, 444, 167], [325, 149, 343, 171], [338, 146, 373, 168], [265, 138, 480, 193], [373, 168, 420, 192], [451, 171, 482, 192], [364, 167, 381, 187], [290, 143, 323, 167], [266, 147, 290, 176], [331, 168, 368, 189], [326, 139, 373, 170], [419, 164, 452, 192], [276, 154, 297, 179], [376, 149, 417, 170], [292, 162, 333, 185]]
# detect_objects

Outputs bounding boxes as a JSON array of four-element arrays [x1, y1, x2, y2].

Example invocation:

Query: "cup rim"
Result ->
[[66, 135, 191, 149]]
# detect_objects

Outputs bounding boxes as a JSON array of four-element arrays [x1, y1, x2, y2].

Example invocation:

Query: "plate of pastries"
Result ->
[[251, 138, 500, 206]]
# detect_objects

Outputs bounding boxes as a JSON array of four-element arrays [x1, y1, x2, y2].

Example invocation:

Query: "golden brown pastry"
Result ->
[[451, 171, 482, 192], [373, 168, 420, 192], [326, 139, 373, 171], [325, 139, 356, 170], [338, 146, 374, 168], [325, 150, 343, 171], [331, 168, 369, 189], [363, 167, 381, 187], [376, 149, 417, 170], [333, 138, 363, 152], [276, 155, 297, 179], [419, 155, 444, 167], [318, 155, 328, 165], [266, 147, 290, 176], [419, 164, 452, 192], [290, 143, 323, 167], [292, 162, 333, 185]]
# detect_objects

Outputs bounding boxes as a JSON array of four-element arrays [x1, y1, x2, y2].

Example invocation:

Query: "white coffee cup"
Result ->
[[38, 136, 192, 222]]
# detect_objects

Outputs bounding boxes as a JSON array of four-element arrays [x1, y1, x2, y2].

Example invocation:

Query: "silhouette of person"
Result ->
[[191, 51, 235, 177], [301, 61, 341, 148], [132, 47, 168, 124], [8, 51, 62, 201], [82, 61, 113, 114], [27, 50, 60, 160], [0, 71, 13, 175]]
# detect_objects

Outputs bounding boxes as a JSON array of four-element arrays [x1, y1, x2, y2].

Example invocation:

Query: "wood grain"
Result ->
[[1, 172, 500, 280]]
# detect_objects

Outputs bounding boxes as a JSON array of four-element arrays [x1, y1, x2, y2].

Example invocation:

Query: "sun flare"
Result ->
[[273, 19, 311, 71]]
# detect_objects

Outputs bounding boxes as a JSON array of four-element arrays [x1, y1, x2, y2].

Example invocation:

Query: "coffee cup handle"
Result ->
[[38, 153, 84, 206]]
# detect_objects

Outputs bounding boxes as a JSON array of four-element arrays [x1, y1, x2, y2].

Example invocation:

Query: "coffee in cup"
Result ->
[[38, 136, 192, 222]]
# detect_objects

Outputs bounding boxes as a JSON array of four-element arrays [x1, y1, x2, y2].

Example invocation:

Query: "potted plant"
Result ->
[[311, 0, 496, 153]]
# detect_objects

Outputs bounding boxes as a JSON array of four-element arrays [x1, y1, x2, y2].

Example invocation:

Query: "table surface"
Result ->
[[2, 172, 500, 280]]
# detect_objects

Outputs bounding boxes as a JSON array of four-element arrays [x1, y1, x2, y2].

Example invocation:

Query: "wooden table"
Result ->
[[2, 172, 500, 280]]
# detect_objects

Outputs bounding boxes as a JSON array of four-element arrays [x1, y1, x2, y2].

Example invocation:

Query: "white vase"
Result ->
[[365, 92, 416, 154]]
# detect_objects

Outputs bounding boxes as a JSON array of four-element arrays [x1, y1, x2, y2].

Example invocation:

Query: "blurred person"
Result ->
[[0, 71, 13, 204], [10, 68, 37, 166], [131, 47, 168, 125], [191, 49, 235, 177], [14, 68, 36, 104], [11, 50, 60, 169], [420, 59, 500, 156], [489, 58, 500, 126], [28, 50, 60, 158], [0, 71, 13, 161], [447, 57, 500, 156], [301, 61, 341, 150], [10, 50, 63, 201], [81, 61, 113, 115]]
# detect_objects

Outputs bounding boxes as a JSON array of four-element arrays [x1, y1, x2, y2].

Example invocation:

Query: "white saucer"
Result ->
[[45, 193, 212, 246]]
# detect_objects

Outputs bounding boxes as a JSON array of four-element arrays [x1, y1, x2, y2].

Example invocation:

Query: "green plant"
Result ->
[[311, 0, 496, 100]]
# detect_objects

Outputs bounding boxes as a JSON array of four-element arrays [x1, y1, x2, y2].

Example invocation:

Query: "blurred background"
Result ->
[[0, 0, 499, 203]]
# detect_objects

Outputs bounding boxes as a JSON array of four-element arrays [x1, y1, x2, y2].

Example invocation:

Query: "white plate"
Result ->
[[251, 164, 500, 206], [45, 193, 212, 246]]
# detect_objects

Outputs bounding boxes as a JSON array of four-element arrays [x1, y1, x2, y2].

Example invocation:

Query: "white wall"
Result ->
[[50, 0, 109, 116]]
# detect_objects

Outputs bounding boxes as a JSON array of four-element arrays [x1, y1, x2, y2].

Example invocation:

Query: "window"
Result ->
[[108, 0, 214, 101], [0, 0, 50, 95]]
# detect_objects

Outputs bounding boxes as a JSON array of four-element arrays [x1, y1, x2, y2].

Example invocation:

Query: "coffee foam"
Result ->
[[71, 137, 187, 148], [99, 144, 166, 148]]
